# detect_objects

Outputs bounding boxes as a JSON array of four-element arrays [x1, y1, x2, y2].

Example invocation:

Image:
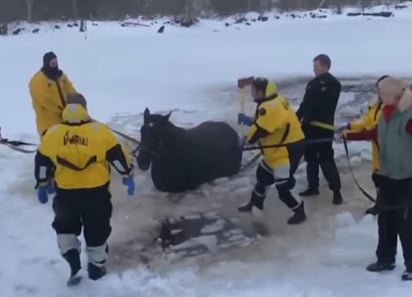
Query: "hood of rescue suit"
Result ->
[[254, 81, 278, 103], [62, 93, 90, 124]]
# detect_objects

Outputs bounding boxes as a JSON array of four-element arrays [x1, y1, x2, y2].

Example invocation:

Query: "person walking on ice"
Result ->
[[237, 77, 307, 225], [34, 93, 135, 285], [29, 51, 77, 138]]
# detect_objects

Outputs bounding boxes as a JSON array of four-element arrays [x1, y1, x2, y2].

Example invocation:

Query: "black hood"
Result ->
[[41, 51, 62, 80]]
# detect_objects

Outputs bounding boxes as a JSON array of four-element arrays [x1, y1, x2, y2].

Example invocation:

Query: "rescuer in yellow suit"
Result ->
[[29, 52, 77, 138], [237, 78, 307, 225], [34, 93, 135, 284], [338, 75, 387, 215]]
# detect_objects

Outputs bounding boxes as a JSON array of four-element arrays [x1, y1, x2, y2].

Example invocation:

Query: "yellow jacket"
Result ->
[[246, 82, 305, 169], [29, 70, 77, 137], [345, 99, 382, 171], [35, 104, 133, 190]]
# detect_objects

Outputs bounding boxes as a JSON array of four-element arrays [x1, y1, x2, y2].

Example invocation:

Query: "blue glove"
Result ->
[[238, 113, 253, 126], [37, 185, 48, 204], [122, 176, 135, 196]]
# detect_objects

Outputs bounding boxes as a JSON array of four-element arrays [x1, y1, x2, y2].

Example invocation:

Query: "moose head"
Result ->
[[136, 107, 173, 171]]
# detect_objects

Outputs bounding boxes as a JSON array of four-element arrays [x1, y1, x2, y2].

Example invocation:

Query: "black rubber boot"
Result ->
[[63, 249, 81, 278], [238, 200, 253, 212], [238, 194, 264, 212], [88, 263, 107, 281], [366, 261, 396, 272], [64, 249, 82, 286], [287, 202, 307, 225], [299, 188, 319, 196], [402, 269, 412, 281], [365, 205, 378, 216], [333, 190, 343, 205]]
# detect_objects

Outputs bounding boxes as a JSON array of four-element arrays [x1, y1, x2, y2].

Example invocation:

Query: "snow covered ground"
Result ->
[[2, 2, 412, 296]]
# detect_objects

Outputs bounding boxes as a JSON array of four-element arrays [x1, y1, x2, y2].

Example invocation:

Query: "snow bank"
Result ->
[[1, 3, 412, 137]]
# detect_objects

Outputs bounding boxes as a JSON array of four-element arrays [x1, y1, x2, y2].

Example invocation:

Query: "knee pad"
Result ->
[[87, 244, 108, 267], [57, 234, 81, 255]]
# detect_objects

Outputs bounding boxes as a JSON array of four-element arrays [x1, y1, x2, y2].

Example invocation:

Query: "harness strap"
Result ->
[[279, 123, 290, 144], [56, 155, 97, 171], [0, 138, 39, 154], [55, 79, 66, 110], [309, 120, 335, 131], [342, 136, 375, 202], [109, 128, 140, 145]]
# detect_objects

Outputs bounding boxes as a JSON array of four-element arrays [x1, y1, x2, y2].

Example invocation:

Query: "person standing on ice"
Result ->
[[237, 78, 306, 225], [34, 93, 135, 285], [296, 54, 343, 205], [358, 76, 412, 281], [337, 75, 387, 216], [29, 51, 77, 138]]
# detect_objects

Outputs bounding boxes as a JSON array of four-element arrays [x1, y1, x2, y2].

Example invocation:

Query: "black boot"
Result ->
[[366, 261, 396, 272], [402, 269, 412, 281], [287, 202, 306, 224], [365, 205, 378, 216], [88, 263, 107, 281], [64, 249, 81, 277], [63, 249, 81, 285], [333, 190, 343, 205], [238, 200, 253, 212], [299, 188, 319, 196], [238, 194, 264, 213]]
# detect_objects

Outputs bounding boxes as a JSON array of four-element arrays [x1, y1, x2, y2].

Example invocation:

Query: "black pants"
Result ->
[[303, 140, 341, 191], [251, 141, 304, 210], [372, 171, 384, 208], [52, 183, 113, 251], [376, 177, 412, 268]]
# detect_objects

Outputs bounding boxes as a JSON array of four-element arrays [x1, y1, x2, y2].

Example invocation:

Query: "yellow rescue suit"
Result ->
[[29, 70, 77, 137], [246, 82, 305, 169], [345, 100, 382, 171], [36, 104, 133, 189]]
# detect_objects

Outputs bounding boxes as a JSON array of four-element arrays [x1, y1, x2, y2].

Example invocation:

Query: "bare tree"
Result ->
[[71, 0, 79, 19], [24, 0, 35, 22]]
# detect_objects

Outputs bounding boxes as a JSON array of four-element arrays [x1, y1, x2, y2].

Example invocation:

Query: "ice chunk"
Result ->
[[335, 212, 356, 228], [201, 219, 225, 233]]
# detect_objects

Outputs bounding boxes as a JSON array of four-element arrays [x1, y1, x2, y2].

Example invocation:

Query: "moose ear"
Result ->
[[143, 108, 150, 122], [164, 111, 172, 121]]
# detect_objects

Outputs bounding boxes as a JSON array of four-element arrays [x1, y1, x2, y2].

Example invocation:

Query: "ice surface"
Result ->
[[2, 2, 412, 296]]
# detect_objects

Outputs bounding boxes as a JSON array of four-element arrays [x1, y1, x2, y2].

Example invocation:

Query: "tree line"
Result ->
[[0, 0, 401, 23]]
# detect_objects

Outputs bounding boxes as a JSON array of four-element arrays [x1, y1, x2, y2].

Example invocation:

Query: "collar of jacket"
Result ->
[[382, 104, 397, 122], [62, 119, 93, 126], [41, 67, 63, 81], [255, 93, 278, 105]]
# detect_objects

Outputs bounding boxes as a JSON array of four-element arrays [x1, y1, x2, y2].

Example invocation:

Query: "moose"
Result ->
[[136, 108, 243, 193]]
